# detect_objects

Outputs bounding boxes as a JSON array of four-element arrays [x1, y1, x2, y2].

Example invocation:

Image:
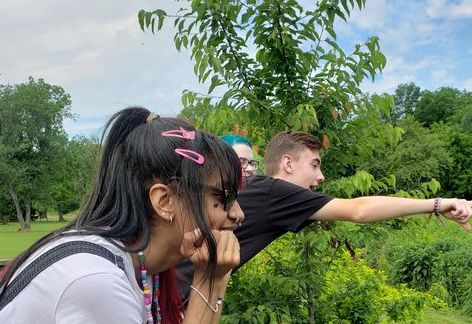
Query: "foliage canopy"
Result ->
[[139, 0, 386, 142]]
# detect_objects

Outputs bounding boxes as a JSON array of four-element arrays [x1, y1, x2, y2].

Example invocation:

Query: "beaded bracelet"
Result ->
[[190, 285, 223, 313], [433, 197, 445, 225]]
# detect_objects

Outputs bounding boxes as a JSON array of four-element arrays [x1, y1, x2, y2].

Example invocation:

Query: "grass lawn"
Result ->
[[0, 212, 76, 260], [420, 307, 472, 324], [381, 307, 472, 323]]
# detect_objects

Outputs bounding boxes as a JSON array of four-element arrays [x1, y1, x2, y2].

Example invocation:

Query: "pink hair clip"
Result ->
[[175, 149, 205, 165], [162, 127, 195, 140]]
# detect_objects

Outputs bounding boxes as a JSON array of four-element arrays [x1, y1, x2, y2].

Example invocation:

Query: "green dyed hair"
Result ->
[[220, 134, 252, 148]]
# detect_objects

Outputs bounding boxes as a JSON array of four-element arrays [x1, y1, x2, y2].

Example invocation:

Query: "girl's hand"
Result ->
[[181, 229, 240, 278]]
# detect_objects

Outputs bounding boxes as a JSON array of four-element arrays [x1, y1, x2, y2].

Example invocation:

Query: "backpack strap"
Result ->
[[0, 240, 125, 311]]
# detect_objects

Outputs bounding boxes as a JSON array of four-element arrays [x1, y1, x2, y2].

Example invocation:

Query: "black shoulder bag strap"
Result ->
[[0, 240, 125, 311]]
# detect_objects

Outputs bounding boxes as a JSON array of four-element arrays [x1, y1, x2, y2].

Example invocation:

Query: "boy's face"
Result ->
[[290, 148, 325, 190]]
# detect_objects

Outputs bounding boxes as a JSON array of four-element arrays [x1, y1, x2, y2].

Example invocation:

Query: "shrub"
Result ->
[[320, 252, 428, 323], [428, 283, 449, 304], [385, 241, 435, 291], [460, 273, 472, 316], [433, 246, 472, 307]]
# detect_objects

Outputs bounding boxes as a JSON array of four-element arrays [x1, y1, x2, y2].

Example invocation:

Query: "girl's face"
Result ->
[[145, 177, 244, 273], [174, 178, 244, 235], [203, 180, 244, 231], [161, 175, 243, 261]]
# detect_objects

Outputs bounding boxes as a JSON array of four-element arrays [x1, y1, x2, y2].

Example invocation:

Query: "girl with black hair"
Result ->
[[0, 107, 244, 323]]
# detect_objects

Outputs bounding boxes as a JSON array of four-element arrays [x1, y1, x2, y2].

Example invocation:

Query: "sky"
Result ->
[[1, 0, 471, 138]]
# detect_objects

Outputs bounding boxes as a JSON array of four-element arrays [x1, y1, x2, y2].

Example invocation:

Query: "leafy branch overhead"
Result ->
[[139, 0, 386, 138]]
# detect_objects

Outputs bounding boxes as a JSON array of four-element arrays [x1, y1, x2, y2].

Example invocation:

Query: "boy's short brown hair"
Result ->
[[264, 131, 321, 176]]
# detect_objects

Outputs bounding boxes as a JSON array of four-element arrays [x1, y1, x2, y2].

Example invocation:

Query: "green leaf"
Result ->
[[138, 10, 147, 31], [326, 26, 337, 39], [341, 0, 350, 16], [209, 75, 221, 94]]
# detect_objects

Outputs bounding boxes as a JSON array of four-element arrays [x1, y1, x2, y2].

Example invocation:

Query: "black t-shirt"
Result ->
[[235, 175, 333, 266], [176, 175, 333, 301]]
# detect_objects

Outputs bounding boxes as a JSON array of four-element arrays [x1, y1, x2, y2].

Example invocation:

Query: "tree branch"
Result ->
[[274, 3, 297, 110]]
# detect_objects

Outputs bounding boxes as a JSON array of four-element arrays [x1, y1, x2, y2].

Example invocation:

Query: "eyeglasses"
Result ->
[[239, 157, 259, 170], [167, 176, 238, 210], [207, 186, 238, 211]]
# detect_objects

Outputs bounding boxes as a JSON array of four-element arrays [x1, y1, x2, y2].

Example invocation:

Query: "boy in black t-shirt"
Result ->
[[178, 131, 472, 303], [259, 131, 470, 228]]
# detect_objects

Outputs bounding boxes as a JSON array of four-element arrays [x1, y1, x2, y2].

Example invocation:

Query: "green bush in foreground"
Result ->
[[222, 250, 437, 323], [320, 252, 437, 324], [372, 225, 472, 316]]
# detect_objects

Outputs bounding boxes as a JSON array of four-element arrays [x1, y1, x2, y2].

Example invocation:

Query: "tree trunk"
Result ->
[[7, 183, 26, 230], [24, 199, 32, 231], [57, 207, 65, 222], [303, 241, 316, 324], [39, 210, 48, 221]]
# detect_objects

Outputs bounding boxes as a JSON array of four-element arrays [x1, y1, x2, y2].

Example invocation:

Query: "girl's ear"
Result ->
[[149, 183, 175, 223]]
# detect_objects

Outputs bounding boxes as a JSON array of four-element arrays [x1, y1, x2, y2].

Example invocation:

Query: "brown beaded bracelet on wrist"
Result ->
[[433, 197, 445, 225]]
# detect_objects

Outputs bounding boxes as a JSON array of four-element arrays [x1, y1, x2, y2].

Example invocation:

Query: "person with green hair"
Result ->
[[220, 134, 259, 177]]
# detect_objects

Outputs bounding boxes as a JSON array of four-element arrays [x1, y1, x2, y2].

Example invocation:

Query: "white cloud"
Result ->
[[449, 1, 472, 17], [63, 119, 104, 139], [336, 0, 471, 95], [426, 0, 472, 18], [426, 0, 448, 18], [462, 79, 472, 90], [361, 72, 415, 94], [431, 69, 448, 81], [349, 0, 393, 29]]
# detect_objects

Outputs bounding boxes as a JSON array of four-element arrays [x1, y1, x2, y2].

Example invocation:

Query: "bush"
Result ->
[[433, 246, 472, 307], [428, 283, 449, 303], [320, 252, 429, 323], [381, 284, 427, 322], [321, 253, 384, 323], [385, 241, 435, 291], [460, 273, 472, 316], [224, 247, 431, 323], [222, 226, 457, 323], [221, 234, 310, 323], [371, 226, 472, 315]]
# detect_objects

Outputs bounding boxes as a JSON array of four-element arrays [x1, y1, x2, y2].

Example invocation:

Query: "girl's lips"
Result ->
[[221, 225, 238, 231]]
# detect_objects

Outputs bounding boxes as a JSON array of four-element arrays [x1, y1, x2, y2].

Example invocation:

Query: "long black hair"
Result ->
[[0, 107, 241, 322]]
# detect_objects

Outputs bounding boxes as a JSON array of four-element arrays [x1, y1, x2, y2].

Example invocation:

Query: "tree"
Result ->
[[414, 87, 466, 127], [139, 1, 388, 321], [359, 116, 452, 190], [0, 77, 72, 230], [321, 93, 451, 191], [33, 136, 99, 221], [139, 0, 386, 142], [433, 123, 472, 200], [52, 136, 99, 220], [391, 82, 421, 122]]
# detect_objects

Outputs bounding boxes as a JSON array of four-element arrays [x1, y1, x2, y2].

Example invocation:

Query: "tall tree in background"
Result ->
[[139, 0, 386, 144], [391, 82, 421, 122], [35, 136, 99, 221], [414, 87, 466, 127], [0, 77, 72, 230]]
